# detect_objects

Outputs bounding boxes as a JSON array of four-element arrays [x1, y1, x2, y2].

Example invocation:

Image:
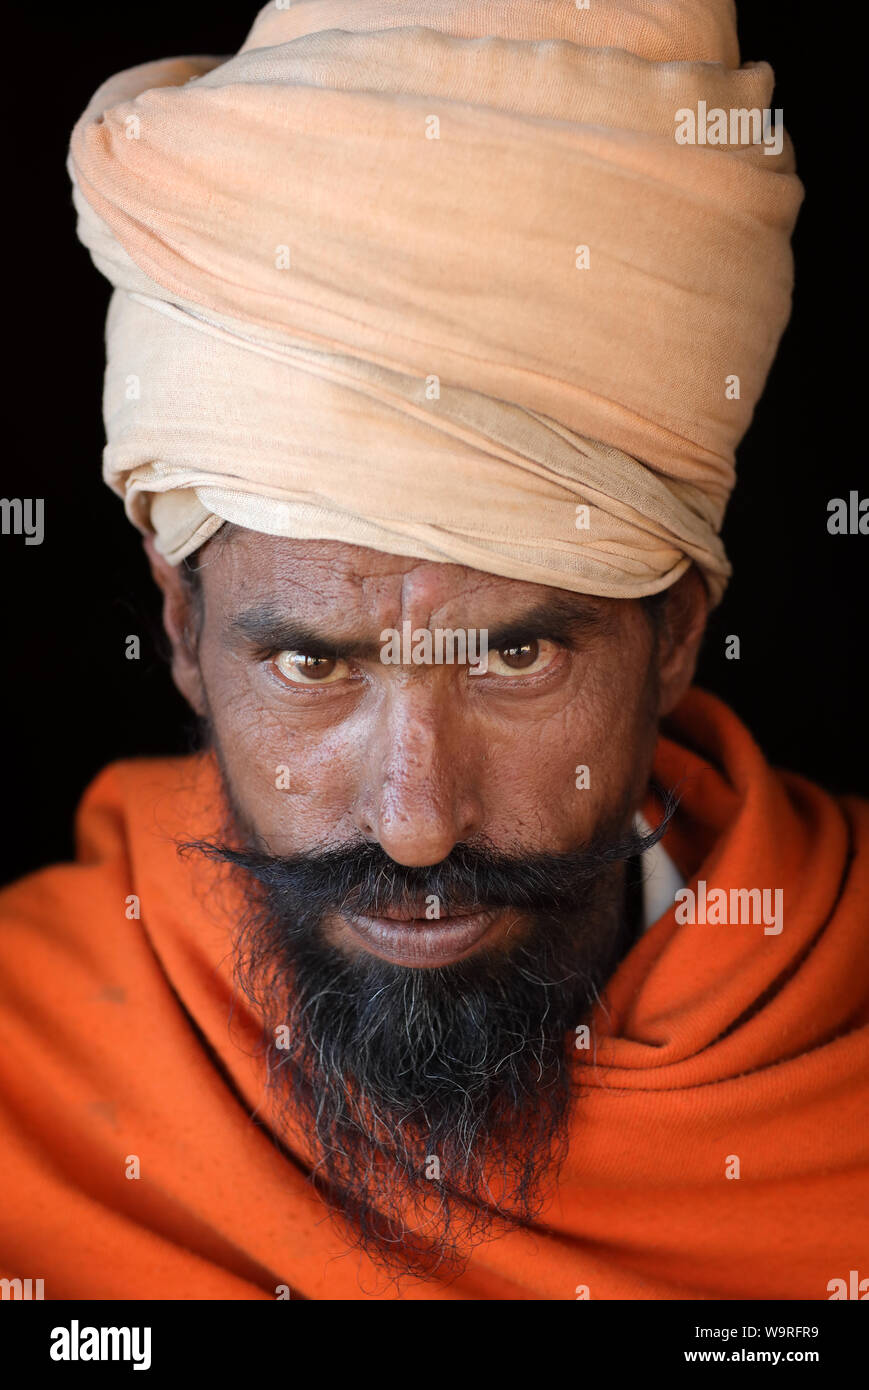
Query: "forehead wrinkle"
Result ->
[[226, 561, 378, 633], [217, 534, 614, 641], [391, 564, 516, 634]]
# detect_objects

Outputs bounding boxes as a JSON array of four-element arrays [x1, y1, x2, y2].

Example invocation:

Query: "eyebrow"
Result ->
[[227, 593, 611, 660]]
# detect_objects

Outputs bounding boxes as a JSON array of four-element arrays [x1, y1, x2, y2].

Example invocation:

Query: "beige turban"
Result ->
[[68, 0, 803, 603]]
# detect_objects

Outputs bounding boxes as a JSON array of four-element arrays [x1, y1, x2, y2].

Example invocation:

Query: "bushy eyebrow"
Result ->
[[228, 606, 383, 660], [486, 596, 610, 649], [227, 594, 610, 659]]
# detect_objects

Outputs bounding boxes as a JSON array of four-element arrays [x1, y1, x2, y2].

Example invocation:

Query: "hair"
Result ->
[[176, 524, 239, 642], [641, 583, 673, 635], [179, 551, 204, 631]]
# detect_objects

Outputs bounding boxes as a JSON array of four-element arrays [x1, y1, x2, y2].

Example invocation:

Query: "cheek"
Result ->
[[573, 680, 658, 828], [575, 633, 659, 808], [482, 660, 656, 852], [202, 658, 368, 849]]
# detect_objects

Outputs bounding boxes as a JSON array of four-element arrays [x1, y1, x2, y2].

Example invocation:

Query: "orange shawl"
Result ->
[[0, 688, 866, 1299]]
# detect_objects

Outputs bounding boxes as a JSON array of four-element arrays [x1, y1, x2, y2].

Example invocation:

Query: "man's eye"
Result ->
[[485, 638, 559, 677], [273, 650, 350, 685]]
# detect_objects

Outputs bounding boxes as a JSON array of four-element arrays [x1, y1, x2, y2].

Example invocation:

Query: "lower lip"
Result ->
[[342, 908, 502, 967]]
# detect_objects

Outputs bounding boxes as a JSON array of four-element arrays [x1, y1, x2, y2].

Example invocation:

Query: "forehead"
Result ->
[[198, 529, 611, 630]]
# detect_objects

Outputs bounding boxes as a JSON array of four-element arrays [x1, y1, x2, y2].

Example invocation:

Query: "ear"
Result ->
[[654, 566, 709, 717], [142, 534, 208, 716]]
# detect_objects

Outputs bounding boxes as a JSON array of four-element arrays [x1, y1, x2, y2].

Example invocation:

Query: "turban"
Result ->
[[67, 0, 803, 603]]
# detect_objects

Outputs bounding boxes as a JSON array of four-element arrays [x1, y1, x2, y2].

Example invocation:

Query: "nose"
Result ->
[[353, 682, 483, 866]]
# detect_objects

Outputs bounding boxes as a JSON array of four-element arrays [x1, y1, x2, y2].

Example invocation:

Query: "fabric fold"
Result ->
[[68, 0, 803, 603]]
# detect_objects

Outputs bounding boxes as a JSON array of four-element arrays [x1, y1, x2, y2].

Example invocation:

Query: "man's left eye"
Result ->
[[484, 638, 559, 676], [273, 650, 350, 684]]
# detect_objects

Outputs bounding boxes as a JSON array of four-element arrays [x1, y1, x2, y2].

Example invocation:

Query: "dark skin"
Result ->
[[145, 529, 708, 963]]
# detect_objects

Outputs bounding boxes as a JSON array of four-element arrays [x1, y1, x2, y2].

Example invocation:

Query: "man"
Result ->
[[0, 0, 866, 1301]]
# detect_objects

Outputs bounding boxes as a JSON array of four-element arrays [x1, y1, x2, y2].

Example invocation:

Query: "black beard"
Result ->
[[181, 784, 676, 1286]]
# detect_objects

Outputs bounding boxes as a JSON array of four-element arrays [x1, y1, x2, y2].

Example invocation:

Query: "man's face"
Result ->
[[156, 527, 701, 1279], [184, 529, 663, 960]]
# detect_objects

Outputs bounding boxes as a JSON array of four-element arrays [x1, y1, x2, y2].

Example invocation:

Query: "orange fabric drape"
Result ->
[[0, 687, 866, 1299]]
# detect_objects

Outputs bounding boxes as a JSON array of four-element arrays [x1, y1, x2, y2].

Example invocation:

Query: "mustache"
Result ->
[[182, 786, 678, 920]]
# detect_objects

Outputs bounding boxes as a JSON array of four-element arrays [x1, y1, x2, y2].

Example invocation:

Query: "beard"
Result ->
[[182, 752, 676, 1285]]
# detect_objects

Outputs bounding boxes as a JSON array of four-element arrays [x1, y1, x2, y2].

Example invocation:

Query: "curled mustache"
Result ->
[[185, 789, 678, 923]]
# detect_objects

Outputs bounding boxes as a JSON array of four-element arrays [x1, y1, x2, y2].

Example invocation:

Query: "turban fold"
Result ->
[[68, 0, 803, 603]]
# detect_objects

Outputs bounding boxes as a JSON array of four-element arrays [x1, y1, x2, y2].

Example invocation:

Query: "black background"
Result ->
[[1, 1, 865, 887]]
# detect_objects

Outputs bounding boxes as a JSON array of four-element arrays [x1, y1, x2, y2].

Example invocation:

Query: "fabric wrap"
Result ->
[[67, 0, 803, 602]]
